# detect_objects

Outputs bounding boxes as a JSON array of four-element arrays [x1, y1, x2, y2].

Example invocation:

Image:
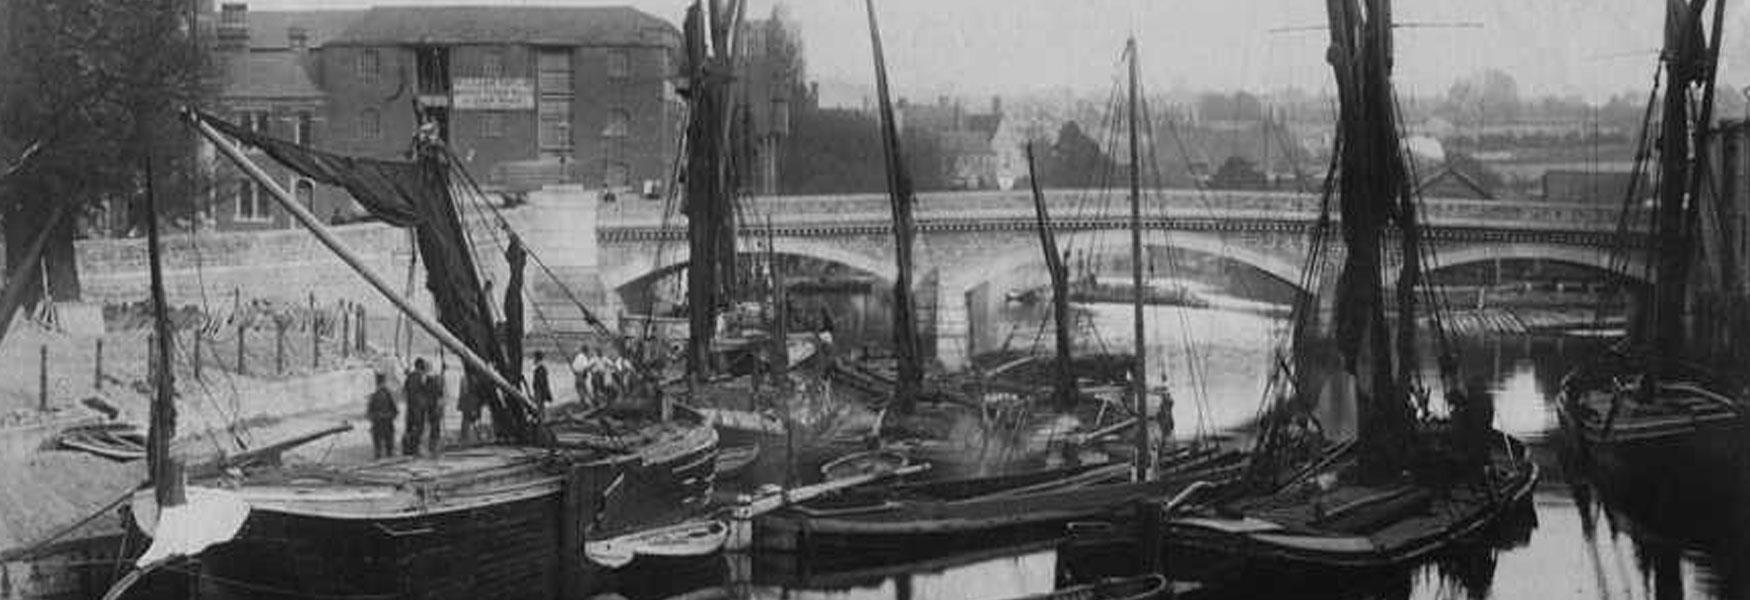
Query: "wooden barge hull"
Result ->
[[126, 426, 719, 600], [1156, 440, 1538, 586], [755, 459, 1243, 554]]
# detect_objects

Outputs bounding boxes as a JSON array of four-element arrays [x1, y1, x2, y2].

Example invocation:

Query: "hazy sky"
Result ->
[[247, 0, 1750, 103]]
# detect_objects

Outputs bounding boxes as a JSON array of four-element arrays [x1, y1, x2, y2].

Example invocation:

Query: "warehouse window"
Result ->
[[357, 48, 381, 82], [358, 108, 382, 140], [607, 50, 629, 80]]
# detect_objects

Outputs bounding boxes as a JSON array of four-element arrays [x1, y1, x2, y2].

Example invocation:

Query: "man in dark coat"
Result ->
[[531, 351, 553, 410], [367, 373, 397, 459], [401, 358, 429, 455]]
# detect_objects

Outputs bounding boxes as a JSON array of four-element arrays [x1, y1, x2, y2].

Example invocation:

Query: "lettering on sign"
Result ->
[[453, 78, 535, 110]]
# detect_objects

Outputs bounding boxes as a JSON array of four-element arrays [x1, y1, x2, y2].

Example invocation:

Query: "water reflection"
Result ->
[[610, 303, 1749, 600]]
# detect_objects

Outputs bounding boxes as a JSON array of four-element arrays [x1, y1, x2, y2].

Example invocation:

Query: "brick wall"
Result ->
[[76, 189, 608, 337]]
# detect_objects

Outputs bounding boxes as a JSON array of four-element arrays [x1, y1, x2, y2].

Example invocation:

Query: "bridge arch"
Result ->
[[602, 237, 897, 296], [1396, 242, 1649, 287], [940, 229, 1309, 297]]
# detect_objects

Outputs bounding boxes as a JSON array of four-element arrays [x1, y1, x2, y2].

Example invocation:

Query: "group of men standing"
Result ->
[[570, 347, 634, 408], [365, 358, 446, 459], [363, 351, 564, 459]]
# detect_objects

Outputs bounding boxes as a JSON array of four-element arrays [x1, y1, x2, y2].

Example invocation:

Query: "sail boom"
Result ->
[[189, 113, 540, 420]]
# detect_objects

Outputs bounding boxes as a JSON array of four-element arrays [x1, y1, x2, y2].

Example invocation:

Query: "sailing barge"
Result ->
[[1557, 0, 1749, 461], [113, 107, 720, 600], [1149, 0, 1537, 586]]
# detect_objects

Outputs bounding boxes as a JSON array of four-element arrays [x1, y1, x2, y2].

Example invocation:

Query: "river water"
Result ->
[[617, 302, 1750, 600]]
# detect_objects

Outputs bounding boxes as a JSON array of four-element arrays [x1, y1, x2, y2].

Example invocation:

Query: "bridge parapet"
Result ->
[[598, 189, 1637, 234]]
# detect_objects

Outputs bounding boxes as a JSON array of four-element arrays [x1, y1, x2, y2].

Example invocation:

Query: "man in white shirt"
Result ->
[[570, 347, 596, 407]]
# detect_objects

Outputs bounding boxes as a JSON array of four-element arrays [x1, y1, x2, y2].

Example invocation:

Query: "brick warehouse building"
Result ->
[[205, 3, 682, 232]]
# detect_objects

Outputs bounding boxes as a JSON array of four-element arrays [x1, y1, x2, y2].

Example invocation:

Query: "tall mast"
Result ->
[[1126, 37, 1151, 482], [1647, 0, 1725, 374], [864, 0, 923, 412], [1025, 144, 1074, 409], [143, 154, 184, 510]]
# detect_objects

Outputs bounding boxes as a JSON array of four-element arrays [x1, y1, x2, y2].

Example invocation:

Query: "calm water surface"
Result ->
[[617, 303, 1750, 600]]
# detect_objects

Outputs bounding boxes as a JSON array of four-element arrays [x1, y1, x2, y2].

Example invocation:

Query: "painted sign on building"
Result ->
[[453, 78, 535, 110]]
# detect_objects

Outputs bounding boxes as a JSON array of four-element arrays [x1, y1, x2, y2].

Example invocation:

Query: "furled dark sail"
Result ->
[[1025, 143, 1075, 410], [863, 0, 925, 412], [196, 110, 533, 442], [1322, 0, 1419, 480], [503, 234, 527, 390], [681, 0, 743, 381], [1641, 0, 1725, 377]]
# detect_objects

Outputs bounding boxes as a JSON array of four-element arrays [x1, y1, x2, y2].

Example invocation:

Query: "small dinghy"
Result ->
[[716, 443, 761, 476], [56, 422, 147, 461], [585, 519, 730, 569], [819, 448, 911, 482]]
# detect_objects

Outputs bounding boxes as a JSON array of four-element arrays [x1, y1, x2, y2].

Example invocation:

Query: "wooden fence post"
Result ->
[[356, 305, 367, 353], [39, 345, 49, 411], [192, 330, 203, 381], [94, 338, 104, 390]]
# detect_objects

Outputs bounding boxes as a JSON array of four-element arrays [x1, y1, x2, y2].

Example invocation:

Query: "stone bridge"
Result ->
[[596, 189, 1645, 368]]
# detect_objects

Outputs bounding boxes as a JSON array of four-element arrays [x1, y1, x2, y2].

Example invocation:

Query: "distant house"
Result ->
[[1417, 166, 1496, 200], [198, 2, 682, 232], [898, 96, 1004, 190]]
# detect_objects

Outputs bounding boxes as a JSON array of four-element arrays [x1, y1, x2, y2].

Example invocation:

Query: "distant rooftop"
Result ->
[[222, 50, 324, 100], [328, 5, 678, 47], [244, 10, 363, 49]]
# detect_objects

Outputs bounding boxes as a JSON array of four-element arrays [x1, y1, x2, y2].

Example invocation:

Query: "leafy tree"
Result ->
[[1208, 156, 1267, 190], [777, 105, 947, 195], [1040, 121, 1119, 189], [1443, 69, 1522, 125], [0, 0, 210, 305]]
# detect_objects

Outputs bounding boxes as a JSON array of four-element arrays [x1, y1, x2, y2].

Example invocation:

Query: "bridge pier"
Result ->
[[934, 283, 971, 371]]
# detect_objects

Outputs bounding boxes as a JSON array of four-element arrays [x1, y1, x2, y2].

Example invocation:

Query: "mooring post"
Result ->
[[192, 330, 203, 381], [94, 338, 104, 390], [39, 345, 49, 411], [356, 305, 367, 352]]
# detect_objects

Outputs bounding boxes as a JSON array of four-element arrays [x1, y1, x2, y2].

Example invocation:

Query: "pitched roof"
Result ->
[[1416, 166, 1496, 200], [246, 10, 364, 50], [329, 6, 678, 47], [221, 50, 324, 100]]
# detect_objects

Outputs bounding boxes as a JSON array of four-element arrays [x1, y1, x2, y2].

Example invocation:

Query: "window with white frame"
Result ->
[[295, 111, 314, 144], [294, 178, 315, 212], [238, 110, 270, 134], [359, 108, 382, 140], [357, 48, 381, 82], [606, 50, 629, 80], [234, 180, 270, 222]]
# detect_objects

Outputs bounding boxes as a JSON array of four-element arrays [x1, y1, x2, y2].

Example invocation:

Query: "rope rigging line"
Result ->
[[438, 146, 622, 350], [181, 225, 253, 450]]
